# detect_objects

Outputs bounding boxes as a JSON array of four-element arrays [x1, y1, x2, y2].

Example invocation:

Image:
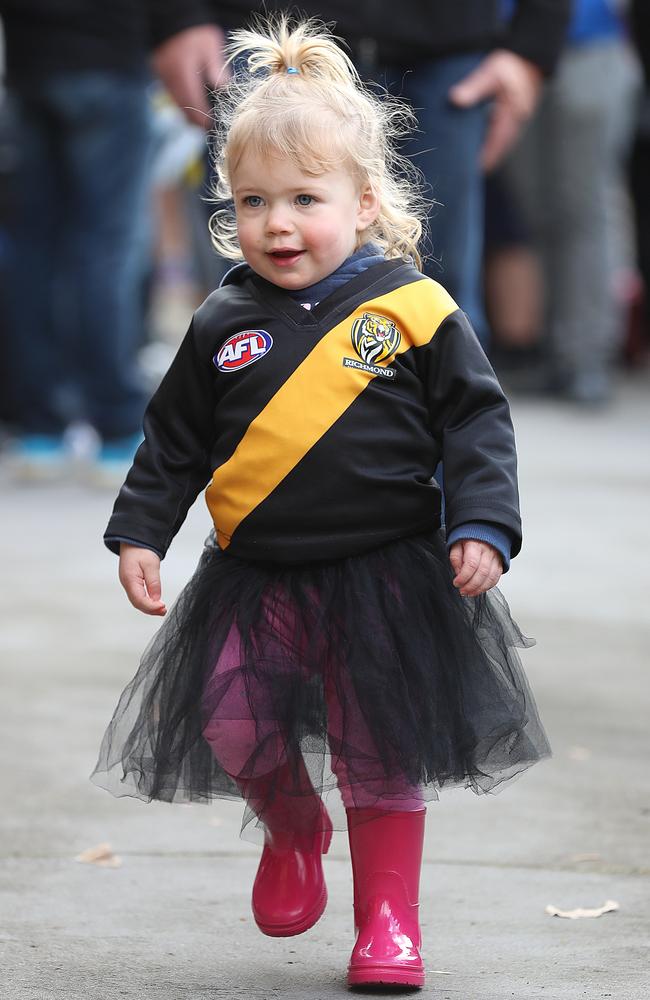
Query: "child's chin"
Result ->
[[272, 273, 312, 291]]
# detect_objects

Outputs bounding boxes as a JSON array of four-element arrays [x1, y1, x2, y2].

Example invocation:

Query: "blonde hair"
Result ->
[[209, 16, 426, 268]]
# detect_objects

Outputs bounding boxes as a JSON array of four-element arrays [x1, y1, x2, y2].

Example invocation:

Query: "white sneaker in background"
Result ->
[[87, 432, 143, 490], [4, 434, 71, 483]]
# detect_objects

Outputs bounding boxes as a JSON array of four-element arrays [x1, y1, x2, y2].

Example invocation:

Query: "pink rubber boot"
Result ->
[[245, 759, 333, 937], [346, 807, 426, 987]]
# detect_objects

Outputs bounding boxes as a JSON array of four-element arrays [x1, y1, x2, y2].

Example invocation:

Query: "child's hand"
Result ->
[[449, 540, 503, 597], [118, 544, 167, 616]]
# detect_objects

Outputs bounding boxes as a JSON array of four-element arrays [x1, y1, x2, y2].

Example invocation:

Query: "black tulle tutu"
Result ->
[[91, 530, 551, 839]]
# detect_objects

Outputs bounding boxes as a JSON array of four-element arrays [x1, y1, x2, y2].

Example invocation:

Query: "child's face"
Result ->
[[231, 150, 379, 290]]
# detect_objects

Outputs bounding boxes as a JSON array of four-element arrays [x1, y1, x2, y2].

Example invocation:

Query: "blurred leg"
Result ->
[[548, 44, 634, 385], [5, 91, 71, 434], [57, 72, 153, 439], [380, 54, 490, 346], [630, 128, 650, 339], [511, 42, 640, 395]]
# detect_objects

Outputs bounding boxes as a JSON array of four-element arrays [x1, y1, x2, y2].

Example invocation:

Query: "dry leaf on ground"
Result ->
[[545, 900, 619, 919], [74, 842, 122, 868]]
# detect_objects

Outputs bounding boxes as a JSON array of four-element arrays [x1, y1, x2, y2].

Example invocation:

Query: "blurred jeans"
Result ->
[[506, 40, 642, 382], [6, 72, 153, 439], [379, 54, 490, 347]]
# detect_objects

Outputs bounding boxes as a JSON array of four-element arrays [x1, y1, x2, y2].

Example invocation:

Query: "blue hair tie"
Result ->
[[286, 67, 300, 75]]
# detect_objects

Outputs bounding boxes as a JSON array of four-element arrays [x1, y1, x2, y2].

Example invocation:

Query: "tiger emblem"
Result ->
[[350, 312, 401, 366]]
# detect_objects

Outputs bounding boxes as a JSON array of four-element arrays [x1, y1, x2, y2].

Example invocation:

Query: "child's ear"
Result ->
[[356, 185, 380, 232]]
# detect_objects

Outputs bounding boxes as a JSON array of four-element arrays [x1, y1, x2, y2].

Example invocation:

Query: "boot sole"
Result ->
[[255, 884, 327, 937], [347, 963, 425, 987]]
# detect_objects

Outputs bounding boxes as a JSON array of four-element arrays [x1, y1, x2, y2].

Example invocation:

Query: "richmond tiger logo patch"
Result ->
[[351, 312, 401, 365], [343, 312, 401, 380]]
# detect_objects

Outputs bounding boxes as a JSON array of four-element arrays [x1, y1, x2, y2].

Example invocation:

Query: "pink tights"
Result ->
[[202, 622, 424, 813]]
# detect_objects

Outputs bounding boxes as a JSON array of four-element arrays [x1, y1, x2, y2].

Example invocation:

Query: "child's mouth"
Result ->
[[268, 249, 305, 266]]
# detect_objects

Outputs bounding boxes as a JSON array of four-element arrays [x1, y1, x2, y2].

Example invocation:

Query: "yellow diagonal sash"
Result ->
[[206, 278, 457, 549]]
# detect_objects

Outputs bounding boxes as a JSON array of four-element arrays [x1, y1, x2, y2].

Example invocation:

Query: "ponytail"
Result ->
[[226, 17, 359, 88]]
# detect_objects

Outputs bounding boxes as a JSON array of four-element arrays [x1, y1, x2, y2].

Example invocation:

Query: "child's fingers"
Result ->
[[461, 558, 501, 597], [130, 587, 167, 615], [451, 540, 482, 589], [119, 551, 167, 617], [461, 554, 502, 597], [459, 547, 492, 595], [452, 542, 502, 597], [142, 562, 167, 616], [121, 567, 167, 616], [143, 562, 162, 603], [449, 541, 464, 576]]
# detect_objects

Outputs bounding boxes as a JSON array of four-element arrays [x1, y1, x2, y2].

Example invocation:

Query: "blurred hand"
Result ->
[[119, 544, 167, 616], [448, 49, 543, 171], [152, 25, 229, 129], [449, 540, 503, 597]]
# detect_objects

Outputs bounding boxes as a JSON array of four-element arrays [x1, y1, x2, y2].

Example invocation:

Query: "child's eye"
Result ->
[[244, 195, 263, 208], [296, 194, 314, 206]]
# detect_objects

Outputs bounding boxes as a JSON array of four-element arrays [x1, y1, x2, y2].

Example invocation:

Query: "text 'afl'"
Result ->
[[214, 330, 273, 372]]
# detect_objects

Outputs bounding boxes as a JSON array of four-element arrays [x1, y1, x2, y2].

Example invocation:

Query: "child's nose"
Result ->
[[265, 205, 293, 235]]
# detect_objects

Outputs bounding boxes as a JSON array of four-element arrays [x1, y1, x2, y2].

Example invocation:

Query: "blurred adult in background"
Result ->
[[150, 1, 571, 348], [0, 2, 222, 480], [629, 0, 650, 361], [0, 23, 16, 434], [503, 0, 641, 405]]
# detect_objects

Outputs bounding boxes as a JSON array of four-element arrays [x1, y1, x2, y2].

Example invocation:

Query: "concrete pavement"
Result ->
[[1, 373, 649, 999]]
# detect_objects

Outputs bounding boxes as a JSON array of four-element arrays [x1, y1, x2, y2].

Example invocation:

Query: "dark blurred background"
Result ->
[[0, 0, 647, 486]]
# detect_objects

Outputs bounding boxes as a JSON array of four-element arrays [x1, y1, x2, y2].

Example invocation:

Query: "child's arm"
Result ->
[[422, 308, 523, 572], [104, 316, 216, 561], [118, 543, 167, 617]]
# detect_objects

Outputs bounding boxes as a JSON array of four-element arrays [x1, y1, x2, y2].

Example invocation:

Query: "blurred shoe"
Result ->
[[7, 434, 70, 482], [89, 432, 142, 489], [564, 370, 613, 407]]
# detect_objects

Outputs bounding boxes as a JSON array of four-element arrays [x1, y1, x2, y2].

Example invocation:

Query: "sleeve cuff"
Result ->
[[500, 4, 572, 77], [446, 522, 513, 573], [149, 1, 216, 49], [104, 535, 164, 559]]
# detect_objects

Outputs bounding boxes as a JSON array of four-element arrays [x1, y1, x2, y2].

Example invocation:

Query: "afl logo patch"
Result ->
[[214, 330, 273, 372]]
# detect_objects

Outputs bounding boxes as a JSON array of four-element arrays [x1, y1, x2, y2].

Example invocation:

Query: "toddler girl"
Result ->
[[93, 17, 550, 989]]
